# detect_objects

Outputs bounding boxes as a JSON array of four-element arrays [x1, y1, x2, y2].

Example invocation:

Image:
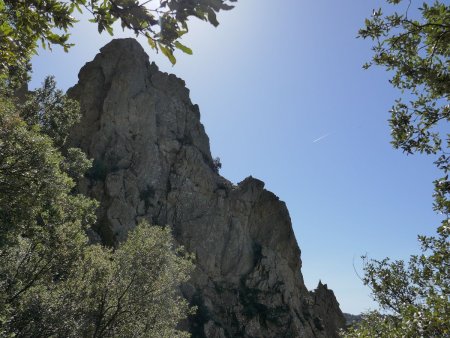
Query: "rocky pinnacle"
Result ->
[[68, 38, 345, 338]]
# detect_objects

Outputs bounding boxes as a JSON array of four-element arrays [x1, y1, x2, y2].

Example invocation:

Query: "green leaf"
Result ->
[[74, 2, 83, 14], [158, 43, 176, 65], [174, 41, 192, 55], [221, 3, 234, 10], [177, 29, 188, 37], [0, 22, 13, 36], [147, 37, 156, 50], [207, 9, 219, 27]]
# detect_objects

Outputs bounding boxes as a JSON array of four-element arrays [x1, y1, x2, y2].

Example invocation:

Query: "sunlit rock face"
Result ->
[[68, 38, 345, 338]]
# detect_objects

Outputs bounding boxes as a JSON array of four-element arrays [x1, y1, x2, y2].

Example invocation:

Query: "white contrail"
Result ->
[[313, 133, 331, 143]]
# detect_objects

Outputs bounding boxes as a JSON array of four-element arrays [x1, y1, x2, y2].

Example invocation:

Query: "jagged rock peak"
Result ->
[[310, 282, 346, 337], [69, 38, 345, 337]]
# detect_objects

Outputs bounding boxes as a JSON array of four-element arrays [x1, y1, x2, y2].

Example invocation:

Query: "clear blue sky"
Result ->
[[30, 0, 441, 314]]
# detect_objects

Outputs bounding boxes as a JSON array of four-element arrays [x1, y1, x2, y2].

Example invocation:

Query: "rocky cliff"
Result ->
[[68, 38, 345, 337]]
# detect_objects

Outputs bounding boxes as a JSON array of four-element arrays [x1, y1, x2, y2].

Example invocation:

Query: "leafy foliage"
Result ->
[[3, 223, 195, 337], [64, 224, 194, 338], [0, 84, 97, 333], [20, 76, 81, 148], [359, 0, 450, 219], [345, 232, 449, 337], [0, 79, 194, 337], [344, 1, 450, 336], [0, 0, 237, 82]]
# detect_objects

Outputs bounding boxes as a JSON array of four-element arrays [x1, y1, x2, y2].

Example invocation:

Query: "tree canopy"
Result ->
[[0, 0, 237, 83], [344, 1, 449, 336]]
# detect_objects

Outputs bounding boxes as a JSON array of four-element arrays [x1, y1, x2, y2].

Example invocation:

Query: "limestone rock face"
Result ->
[[69, 38, 345, 337]]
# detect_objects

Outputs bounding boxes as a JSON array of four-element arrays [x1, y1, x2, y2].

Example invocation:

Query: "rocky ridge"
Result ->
[[68, 38, 345, 337]]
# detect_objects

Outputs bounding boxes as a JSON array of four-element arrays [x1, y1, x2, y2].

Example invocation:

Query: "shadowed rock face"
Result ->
[[68, 38, 345, 338]]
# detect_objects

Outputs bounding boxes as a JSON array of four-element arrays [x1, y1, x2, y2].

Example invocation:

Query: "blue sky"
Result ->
[[30, 0, 442, 314]]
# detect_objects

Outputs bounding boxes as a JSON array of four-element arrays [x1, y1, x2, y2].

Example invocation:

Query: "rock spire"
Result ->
[[68, 38, 345, 337]]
